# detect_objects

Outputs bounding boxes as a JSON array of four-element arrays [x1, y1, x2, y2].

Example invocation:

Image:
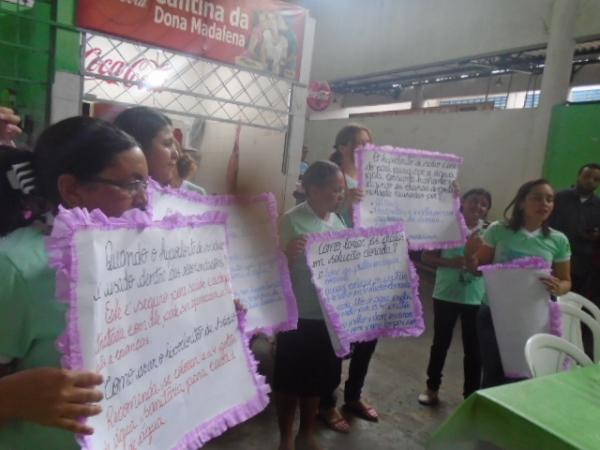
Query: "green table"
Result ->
[[429, 366, 600, 450]]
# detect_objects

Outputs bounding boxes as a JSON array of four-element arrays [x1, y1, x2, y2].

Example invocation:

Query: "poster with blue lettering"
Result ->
[[149, 181, 297, 336], [48, 207, 270, 450], [354, 144, 468, 250], [305, 222, 424, 357]]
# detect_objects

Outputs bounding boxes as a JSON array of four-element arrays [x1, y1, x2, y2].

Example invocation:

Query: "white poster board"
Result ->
[[305, 223, 424, 357], [48, 208, 269, 450], [149, 182, 297, 335], [355, 144, 467, 250], [480, 257, 560, 378]]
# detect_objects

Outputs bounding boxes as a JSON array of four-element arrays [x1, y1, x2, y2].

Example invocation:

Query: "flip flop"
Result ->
[[317, 412, 351, 433], [343, 401, 379, 422]]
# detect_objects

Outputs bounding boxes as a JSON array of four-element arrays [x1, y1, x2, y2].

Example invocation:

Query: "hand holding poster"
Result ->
[[305, 223, 424, 357], [480, 257, 561, 378], [149, 182, 297, 335], [354, 144, 467, 250], [48, 207, 269, 450]]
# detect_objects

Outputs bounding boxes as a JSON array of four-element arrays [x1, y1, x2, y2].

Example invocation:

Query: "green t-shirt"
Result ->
[[0, 227, 77, 450], [339, 174, 358, 227], [279, 202, 347, 320], [432, 242, 486, 306], [480, 221, 571, 306], [483, 221, 571, 264]]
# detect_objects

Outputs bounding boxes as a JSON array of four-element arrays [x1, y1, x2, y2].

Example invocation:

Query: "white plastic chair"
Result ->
[[557, 301, 600, 363], [525, 333, 593, 378], [558, 291, 600, 321]]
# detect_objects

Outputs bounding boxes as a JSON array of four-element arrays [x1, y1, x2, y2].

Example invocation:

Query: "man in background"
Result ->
[[549, 163, 600, 304]]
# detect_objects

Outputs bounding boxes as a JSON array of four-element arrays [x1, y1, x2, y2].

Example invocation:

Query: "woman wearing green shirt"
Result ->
[[418, 188, 492, 406], [275, 161, 346, 450], [465, 179, 572, 387], [0, 117, 149, 450], [322, 125, 380, 431]]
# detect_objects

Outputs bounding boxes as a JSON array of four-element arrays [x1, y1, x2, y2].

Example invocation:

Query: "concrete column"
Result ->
[[412, 85, 424, 109], [282, 16, 315, 211], [525, 0, 579, 179]]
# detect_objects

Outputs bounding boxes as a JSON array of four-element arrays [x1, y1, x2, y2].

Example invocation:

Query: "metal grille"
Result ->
[[82, 33, 293, 131]]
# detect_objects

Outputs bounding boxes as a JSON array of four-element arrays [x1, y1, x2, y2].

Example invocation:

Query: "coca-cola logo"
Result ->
[[85, 47, 168, 88], [307, 80, 333, 111]]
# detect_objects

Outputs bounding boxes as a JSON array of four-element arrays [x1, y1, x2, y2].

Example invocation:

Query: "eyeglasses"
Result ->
[[87, 177, 148, 196]]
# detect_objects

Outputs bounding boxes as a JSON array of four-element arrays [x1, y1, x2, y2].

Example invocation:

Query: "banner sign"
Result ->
[[77, 0, 306, 81], [149, 181, 297, 335], [305, 223, 424, 357], [480, 257, 561, 378], [48, 207, 270, 450], [354, 144, 468, 250]]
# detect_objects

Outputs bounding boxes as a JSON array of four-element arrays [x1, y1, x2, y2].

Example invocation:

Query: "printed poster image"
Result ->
[[355, 144, 468, 250], [305, 223, 424, 357], [149, 182, 298, 336], [48, 208, 269, 450]]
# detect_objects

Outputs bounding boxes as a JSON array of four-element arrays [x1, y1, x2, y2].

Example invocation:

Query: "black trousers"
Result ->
[[425, 298, 481, 397], [477, 304, 510, 388], [320, 339, 377, 409]]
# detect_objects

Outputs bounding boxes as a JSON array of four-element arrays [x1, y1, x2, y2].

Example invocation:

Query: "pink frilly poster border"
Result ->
[[305, 222, 425, 357], [479, 256, 562, 379], [148, 180, 298, 336], [46, 206, 270, 450], [354, 144, 468, 251]]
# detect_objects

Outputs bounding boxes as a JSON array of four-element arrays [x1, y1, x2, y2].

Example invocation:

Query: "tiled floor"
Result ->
[[204, 271, 467, 449]]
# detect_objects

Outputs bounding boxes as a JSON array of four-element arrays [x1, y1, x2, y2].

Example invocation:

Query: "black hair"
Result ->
[[333, 124, 371, 150], [503, 179, 553, 237], [0, 117, 138, 235], [176, 152, 198, 180], [461, 188, 492, 211], [578, 162, 600, 175], [0, 146, 36, 236], [302, 160, 341, 195], [330, 124, 371, 169], [329, 150, 343, 167], [113, 106, 172, 154]]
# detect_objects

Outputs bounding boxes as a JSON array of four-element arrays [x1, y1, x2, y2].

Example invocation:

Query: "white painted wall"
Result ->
[[298, 0, 600, 81], [303, 109, 540, 220]]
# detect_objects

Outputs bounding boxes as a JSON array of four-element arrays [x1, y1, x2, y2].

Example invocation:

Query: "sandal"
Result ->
[[417, 389, 439, 406], [317, 410, 351, 433], [343, 401, 379, 422]]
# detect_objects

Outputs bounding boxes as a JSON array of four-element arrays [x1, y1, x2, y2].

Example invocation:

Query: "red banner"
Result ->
[[77, 0, 307, 81]]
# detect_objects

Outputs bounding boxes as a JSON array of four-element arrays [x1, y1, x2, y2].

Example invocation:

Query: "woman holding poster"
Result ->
[[276, 161, 346, 450], [418, 189, 492, 406], [0, 117, 148, 449], [465, 179, 571, 387], [320, 125, 379, 430]]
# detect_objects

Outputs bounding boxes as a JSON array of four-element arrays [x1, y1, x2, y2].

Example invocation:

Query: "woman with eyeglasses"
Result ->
[[418, 189, 492, 406], [0, 117, 148, 449]]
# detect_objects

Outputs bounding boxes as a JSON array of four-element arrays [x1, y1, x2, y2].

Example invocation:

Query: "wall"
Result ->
[[544, 103, 600, 191], [297, 0, 600, 81], [304, 109, 539, 219]]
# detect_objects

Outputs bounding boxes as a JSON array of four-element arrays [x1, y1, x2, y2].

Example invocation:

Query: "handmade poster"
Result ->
[[354, 144, 468, 250], [149, 181, 297, 335], [48, 207, 270, 450], [305, 222, 424, 357], [480, 257, 561, 378]]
